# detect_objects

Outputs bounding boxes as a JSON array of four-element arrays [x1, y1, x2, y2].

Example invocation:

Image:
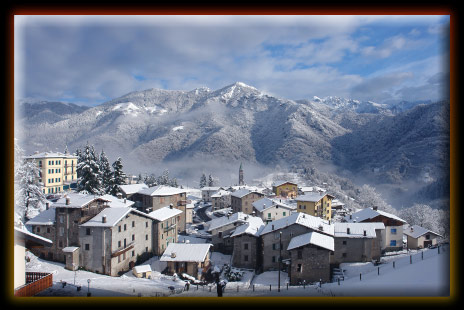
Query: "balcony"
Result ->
[[164, 223, 177, 233], [14, 272, 53, 297]]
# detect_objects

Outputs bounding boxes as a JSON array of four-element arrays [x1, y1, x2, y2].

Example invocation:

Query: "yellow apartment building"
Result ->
[[24, 151, 78, 195], [295, 192, 335, 221]]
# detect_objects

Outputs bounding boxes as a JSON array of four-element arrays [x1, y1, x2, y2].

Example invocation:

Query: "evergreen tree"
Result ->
[[14, 140, 46, 226], [208, 174, 214, 187], [77, 142, 104, 195], [99, 150, 113, 194], [169, 177, 178, 188], [137, 173, 143, 184], [199, 173, 207, 188], [109, 157, 126, 195], [158, 169, 170, 185]]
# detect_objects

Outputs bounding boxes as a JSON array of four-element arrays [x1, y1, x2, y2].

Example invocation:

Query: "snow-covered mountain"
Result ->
[[16, 82, 449, 205]]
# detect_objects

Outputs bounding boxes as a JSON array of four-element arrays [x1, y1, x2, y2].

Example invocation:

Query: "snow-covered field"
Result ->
[[27, 245, 449, 297]]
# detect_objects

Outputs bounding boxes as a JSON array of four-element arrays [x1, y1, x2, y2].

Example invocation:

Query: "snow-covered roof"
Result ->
[[25, 151, 77, 159], [272, 180, 297, 187], [148, 206, 183, 221], [344, 207, 406, 224], [259, 212, 334, 236], [133, 265, 152, 273], [14, 227, 53, 247], [25, 208, 56, 226], [201, 187, 221, 191], [207, 212, 249, 231], [52, 193, 110, 209], [62, 246, 79, 253], [137, 185, 187, 196], [334, 222, 385, 238], [118, 183, 148, 195], [299, 186, 326, 193], [230, 216, 264, 238], [159, 243, 212, 262], [100, 194, 135, 208], [287, 231, 334, 252], [403, 225, 442, 239], [252, 197, 294, 212], [211, 190, 231, 198], [80, 207, 152, 227], [296, 192, 334, 202]]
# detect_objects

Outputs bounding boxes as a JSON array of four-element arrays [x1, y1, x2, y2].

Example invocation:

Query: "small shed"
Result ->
[[132, 265, 152, 278], [160, 243, 212, 280], [62, 247, 80, 271]]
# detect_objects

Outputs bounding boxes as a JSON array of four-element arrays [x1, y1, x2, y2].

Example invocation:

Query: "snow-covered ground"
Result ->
[[27, 245, 449, 297]]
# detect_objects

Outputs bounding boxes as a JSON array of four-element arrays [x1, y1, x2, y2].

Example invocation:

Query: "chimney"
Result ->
[[411, 227, 414, 232], [363, 230, 366, 236], [373, 206, 378, 211], [169, 204, 173, 209], [46, 202, 50, 210], [272, 224, 275, 230], [102, 215, 107, 223], [350, 215, 352, 220], [124, 198, 127, 204], [66, 197, 70, 205], [171, 252, 176, 258], [347, 228, 350, 234]]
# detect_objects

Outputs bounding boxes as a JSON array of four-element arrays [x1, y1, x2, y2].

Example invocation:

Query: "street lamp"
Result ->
[[278, 231, 282, 292]]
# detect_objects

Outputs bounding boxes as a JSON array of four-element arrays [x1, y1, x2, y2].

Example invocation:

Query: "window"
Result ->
[[132, 221, 135, 227], [85, 244, 90, 251], [47, 227, 51, 233], [218, 232, 223, 238], [132, 250, 135, 257], [342, 253, 347, 258], [132, 234, 135, 241], [390, 240, 397, 246], [391, 228, 397, 235], [145, 247, 148, 252], [244, 243, 249, 250], [59, 227, 64, 236], [297, 250, 303, 259], [283, 212, 286, 216], [268, 213, 271, 218], [425, 234, 430, 240], [118, 241, 121, 248], [36, 227, 40, 233], [124, 224, 127, 231], [272, 256, 276, 263], [86, 228, 91, 235], [59, 240, 63, 248], [274, 232, 280, 239], [297, 264, 302, 272], [124, 239, 126, 247], [118, 225, 121, 232], [244, 255, 249, 262], [342, 240, 347, 245], [146, 222, 148, 228], [146, 234, 148, 240]]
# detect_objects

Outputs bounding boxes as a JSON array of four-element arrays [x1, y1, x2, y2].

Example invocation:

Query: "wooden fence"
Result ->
[[14, 272, 53, 297]]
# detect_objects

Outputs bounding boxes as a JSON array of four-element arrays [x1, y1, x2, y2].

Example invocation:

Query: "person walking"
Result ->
[[216, 281, 223, 297]]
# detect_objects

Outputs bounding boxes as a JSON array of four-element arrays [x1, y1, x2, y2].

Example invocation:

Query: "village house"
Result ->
[[14, 227, 53, 296], [258, 212, 334, 272], [201, 186, 223, 202], [296, 192, 335, 221], [211, 189, 231, 210], [206, 212, 257, 254], [298, 186, 326, 196], [252, 197, 295, 223], [148, 205, 183, 256], [403, 224, 442, 250], [330, 222, 385, 266], [287, 231, 334, 285], [160, 243, 213, 280], [100, 194, 136, 208], [78, 206, 155, 276], [230, 217, 264, 270], [26, 193, 110, 262], [272, 181, 298, 198], [118, 183, 148, 209], [137, 185, 189, 233], [344, 207, 406, 252], [230, 189, 265, 214]]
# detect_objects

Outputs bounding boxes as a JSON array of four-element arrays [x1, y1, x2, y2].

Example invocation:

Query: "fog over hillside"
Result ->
[[15, 82, 449, 210]]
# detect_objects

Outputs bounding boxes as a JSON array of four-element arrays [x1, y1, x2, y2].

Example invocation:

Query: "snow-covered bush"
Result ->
[[223, 264, 244, 282]]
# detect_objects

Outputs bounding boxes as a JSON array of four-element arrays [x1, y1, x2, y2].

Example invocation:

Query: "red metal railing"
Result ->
[[14, 272, 53, 297]]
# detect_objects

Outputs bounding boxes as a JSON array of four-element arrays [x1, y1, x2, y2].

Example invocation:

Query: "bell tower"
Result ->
[[239, 162, 244, 186]]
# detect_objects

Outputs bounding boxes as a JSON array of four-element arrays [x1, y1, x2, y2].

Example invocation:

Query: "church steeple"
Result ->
[[239, 162, 244, 186]]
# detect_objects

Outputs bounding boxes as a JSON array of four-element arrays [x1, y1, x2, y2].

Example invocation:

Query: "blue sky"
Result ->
[[15, 15, 450, 106]]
